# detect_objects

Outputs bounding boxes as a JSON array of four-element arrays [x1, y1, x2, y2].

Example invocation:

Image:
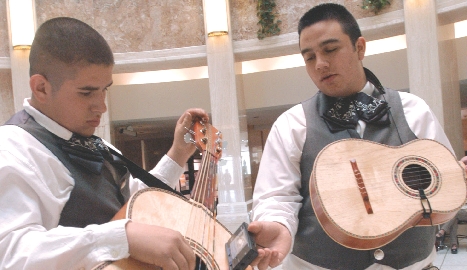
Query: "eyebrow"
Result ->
[[300, 38, 340, 55], [78, 81, 113, 91]]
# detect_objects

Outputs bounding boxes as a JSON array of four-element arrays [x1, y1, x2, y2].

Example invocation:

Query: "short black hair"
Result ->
[[29, 17, 114, 77], [298, 3, 362, 47]]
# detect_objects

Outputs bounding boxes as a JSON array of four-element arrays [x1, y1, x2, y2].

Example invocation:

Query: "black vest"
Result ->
[[5, 110, 129, 227], [292, 88, 436, 269]]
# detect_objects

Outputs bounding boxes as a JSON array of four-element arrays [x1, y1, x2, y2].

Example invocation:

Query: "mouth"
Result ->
[[320, 74, 336, 82], [87, 118, 101, 127]]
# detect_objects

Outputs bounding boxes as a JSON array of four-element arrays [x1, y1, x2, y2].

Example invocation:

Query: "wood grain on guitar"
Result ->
[[310, 139, 467, 250], [93, 121, 250, 270]]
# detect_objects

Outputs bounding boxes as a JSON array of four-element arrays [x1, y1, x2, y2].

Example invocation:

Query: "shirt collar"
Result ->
[[23, 98, 73, 141], [361, 81, 375, 96]]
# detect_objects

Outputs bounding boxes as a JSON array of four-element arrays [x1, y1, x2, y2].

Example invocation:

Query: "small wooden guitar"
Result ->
[[94, 121, 243, 269], [310, 139, 467, 250]]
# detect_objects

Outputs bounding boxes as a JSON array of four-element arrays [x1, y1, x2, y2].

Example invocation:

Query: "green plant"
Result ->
[[362, 0, 391, 14], [256, 0, 281, 40]]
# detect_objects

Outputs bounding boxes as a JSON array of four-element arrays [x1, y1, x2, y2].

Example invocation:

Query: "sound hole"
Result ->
[[401, 164, 431, 190], [196, 256, 208, 270]]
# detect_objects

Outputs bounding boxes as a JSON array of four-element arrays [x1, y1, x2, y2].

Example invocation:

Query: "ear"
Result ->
[[355, 36, 366, 61], [29, 74, 52, 103]]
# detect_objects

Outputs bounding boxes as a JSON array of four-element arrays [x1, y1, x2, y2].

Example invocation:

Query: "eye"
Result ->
[[80, 91, 92, 96], [325, 47, 337, 53], [304, 53, 316, 61]]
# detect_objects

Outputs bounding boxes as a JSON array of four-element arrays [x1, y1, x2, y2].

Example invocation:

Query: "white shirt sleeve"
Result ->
[[126, 154, 185, 195], [399, 91, 454, 153], [252, 104, 306, 238]]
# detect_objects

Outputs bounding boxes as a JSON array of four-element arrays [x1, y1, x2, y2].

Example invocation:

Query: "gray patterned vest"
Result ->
[[292, 88, 436, 269], [5, 110, 130, 227]]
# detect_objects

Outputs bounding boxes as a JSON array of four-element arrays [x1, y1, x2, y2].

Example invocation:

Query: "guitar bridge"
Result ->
[[350, 159, 374, 215]]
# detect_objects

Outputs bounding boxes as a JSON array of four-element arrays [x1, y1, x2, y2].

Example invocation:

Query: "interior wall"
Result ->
[[109, 36, 466, 123], [109, 78, 211, 122]]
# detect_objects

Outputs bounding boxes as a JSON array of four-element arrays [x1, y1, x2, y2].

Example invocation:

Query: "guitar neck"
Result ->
[[190, 121, 222, 213], [192, 151, 218, 212]]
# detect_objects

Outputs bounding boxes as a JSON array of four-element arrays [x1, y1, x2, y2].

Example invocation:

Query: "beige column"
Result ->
[[202, 0, 251, 233], [6, 1, 33, 113], [403, 0, 463, 157]]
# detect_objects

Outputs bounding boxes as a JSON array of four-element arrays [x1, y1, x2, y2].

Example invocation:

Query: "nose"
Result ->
[[315, 54, 329, 70], [92, 91, 107, 113]]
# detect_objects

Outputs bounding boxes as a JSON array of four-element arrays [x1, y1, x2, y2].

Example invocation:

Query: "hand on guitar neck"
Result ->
[[126, 221, 196, 269], [168, 108, 210, 167]]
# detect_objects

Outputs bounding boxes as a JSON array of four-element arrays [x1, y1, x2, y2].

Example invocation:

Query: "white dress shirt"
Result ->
[[0, 99, 184, 269], [252, 83, 454, 270]]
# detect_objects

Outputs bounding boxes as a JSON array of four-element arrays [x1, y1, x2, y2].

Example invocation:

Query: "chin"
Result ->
[[77, 130, 96, 138]]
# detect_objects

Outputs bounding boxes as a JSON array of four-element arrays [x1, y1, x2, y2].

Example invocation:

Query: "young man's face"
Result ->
[[46, 64, 113, 137], [299, 20, 366, 97]]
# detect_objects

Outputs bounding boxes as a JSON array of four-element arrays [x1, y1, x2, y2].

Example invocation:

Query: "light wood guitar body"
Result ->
[[310, 139, 467, 250], [93, 121, 252, 270], [95, 188, 233, 270]]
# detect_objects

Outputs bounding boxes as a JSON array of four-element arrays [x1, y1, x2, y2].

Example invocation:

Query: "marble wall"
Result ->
[[0, 69, 13, 124], [0, 0, 404, 123], [34, 0, 206, 53], [30, 0, 403, 54], [0, 0, 9, 57], [0, 1, 13, 123], [231, 0, 403, 41], [0, 0, 406, 58]]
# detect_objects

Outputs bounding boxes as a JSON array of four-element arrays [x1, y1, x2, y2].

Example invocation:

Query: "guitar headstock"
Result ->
[[185, 120, 222, 160], [185, 120, 222, 209]]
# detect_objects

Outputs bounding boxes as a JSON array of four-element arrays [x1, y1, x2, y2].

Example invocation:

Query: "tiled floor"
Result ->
[[432, 237, 467, 270]]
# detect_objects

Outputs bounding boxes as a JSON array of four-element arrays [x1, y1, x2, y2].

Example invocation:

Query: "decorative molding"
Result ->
[[113, 46, 207, 74], [2, 0, 466, 75]]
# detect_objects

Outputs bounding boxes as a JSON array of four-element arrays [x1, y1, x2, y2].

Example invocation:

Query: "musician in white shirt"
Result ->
[[0, 17, 204, 270], [248, 4, 455, 270]]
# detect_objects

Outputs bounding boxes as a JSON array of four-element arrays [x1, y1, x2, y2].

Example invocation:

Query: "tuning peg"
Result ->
[[184, 127, 195, 135], [184, 133, 195, 144]]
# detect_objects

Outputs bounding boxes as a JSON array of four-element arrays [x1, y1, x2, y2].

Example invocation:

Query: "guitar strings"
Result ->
[[202, 135, 219, 269], [316, 161, 464, 191], [184, 122, 205, 268], [186, 122, 219, 269]]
